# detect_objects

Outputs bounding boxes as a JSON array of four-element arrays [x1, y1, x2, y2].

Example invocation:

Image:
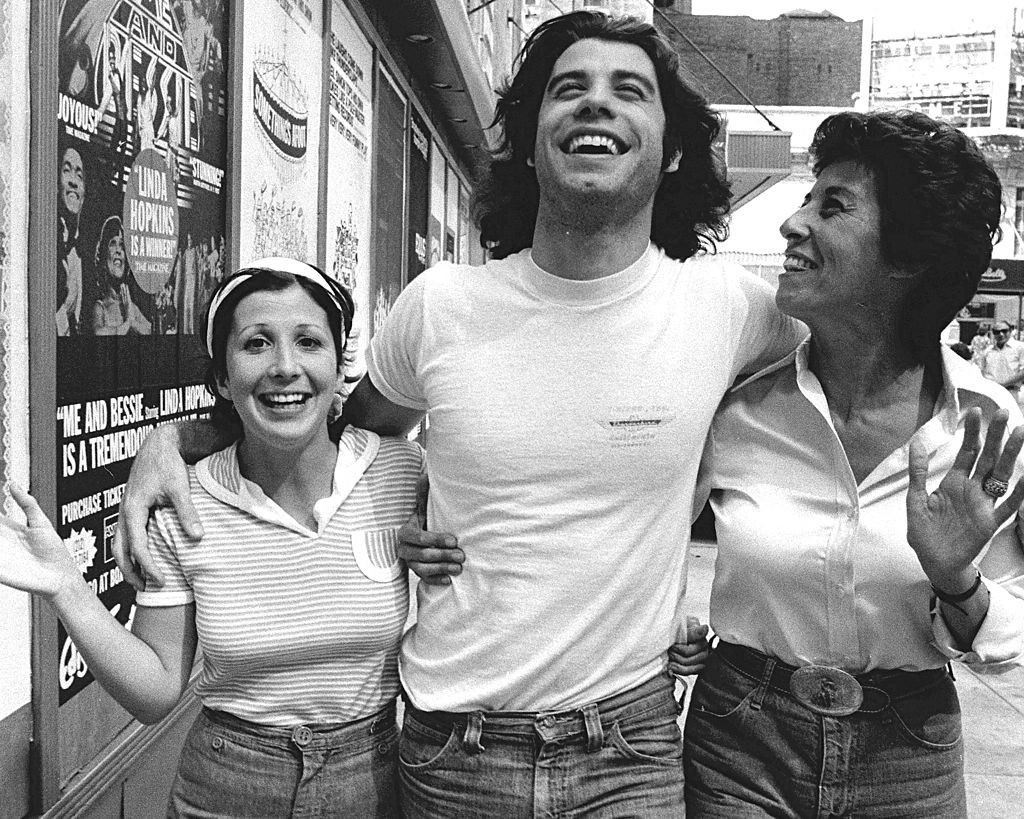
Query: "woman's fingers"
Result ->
[[972, 409, 1010, 484], [9, 484, 52, 529]]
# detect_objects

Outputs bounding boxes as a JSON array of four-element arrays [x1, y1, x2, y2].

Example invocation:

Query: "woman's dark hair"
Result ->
[[809, 110, 1002, 363], [202, 265, 355, 441], [474, 11, 731, 262], [94, 215, 130, 290]]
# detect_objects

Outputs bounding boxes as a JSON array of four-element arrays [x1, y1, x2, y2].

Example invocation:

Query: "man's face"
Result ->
[[531, 39, 678, 221], [60, 148, 85, 216], [993, 324, 1012, 348]]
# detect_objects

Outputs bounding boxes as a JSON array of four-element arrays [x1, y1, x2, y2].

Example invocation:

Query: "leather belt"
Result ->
[[715, 641, 951, 717]]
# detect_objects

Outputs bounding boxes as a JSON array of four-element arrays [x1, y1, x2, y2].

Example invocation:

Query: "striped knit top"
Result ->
[[135, 426, 424, 726]]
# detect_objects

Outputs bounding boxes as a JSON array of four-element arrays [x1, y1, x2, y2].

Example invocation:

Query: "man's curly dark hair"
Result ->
[[474, 11, 731, 262], [809, 110, 1002, 363]]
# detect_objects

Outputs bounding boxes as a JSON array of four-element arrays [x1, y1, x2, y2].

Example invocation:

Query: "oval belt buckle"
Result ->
[[789, 665, 863, 717]]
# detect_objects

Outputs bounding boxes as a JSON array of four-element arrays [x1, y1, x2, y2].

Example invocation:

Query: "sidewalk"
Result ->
[[684, 542, 1024, 819]]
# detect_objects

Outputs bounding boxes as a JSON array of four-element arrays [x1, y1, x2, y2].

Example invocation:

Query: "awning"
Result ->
[[364, 0, 497, 172], [725, 130, 793, 208]]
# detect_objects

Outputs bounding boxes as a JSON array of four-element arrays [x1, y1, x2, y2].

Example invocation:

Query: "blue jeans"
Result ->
[[168, 703, 400, 818], [398, 673, 685, 817], [684, 643, 967, 818]]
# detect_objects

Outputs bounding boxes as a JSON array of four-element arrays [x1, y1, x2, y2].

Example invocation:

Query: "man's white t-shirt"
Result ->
[[368, 244, 803, 711]]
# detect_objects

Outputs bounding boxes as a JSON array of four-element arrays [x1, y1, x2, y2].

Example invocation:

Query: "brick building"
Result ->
[[655, 8, 861, 107]]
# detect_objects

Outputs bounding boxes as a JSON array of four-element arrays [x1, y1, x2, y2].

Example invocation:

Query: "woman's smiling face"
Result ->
[[217, 283, 343, 455]]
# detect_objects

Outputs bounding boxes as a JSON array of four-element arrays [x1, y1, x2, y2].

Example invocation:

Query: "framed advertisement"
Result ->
[[238, 0, 322, 264], [53, 0, 230, 780], [326, 0, 373, 373]]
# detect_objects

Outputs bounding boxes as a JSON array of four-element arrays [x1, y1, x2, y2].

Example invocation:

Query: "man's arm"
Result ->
[[113, 420, 230, 589], [341, 375, 425, 436]]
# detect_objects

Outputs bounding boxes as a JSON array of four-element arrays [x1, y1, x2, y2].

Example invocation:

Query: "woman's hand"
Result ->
[[0, 484, 81, 600], [668, 616, 710, 677], [907, 408, 1024, 590]]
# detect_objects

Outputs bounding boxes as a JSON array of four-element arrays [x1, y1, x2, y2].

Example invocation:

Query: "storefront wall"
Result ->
[[4, 1, 480, 815]]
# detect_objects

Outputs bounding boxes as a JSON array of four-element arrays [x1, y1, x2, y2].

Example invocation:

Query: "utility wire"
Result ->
[[643, 0, 781, 132]]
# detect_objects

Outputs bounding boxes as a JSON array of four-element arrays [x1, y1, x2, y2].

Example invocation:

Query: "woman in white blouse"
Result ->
[[684, 111, 1024, 817]]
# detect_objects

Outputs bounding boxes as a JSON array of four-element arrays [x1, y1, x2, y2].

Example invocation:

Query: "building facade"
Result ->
[[655, 7, 861, 107], [863, 8, 1024, 328]]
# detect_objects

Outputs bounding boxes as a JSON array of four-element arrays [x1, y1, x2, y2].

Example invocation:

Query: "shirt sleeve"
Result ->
[[365, 271, 434, 411], [134, 507, 194, 607]]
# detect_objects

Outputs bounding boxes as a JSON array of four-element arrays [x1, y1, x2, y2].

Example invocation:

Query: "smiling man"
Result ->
[[345, 13, 804, 816], [116, 12, 804, 815]]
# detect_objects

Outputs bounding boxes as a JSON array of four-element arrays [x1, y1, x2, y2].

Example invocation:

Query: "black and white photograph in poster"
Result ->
[[239, 0, 321, 263], [55, 0, 229, 704]]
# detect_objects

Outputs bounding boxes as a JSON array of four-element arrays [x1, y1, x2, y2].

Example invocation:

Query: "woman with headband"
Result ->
[[0, 258, 422, 816]]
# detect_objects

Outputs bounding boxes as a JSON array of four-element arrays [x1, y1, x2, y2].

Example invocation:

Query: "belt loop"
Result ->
[[750, 656, 775, 711], [462, 711, 486, 755], [581, 703, 603, 753]]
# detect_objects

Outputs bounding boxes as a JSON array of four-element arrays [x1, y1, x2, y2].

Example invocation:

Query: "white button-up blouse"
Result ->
[[696, 341, 1024, 673]]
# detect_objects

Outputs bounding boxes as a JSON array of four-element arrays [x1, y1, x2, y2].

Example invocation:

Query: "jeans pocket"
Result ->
[[687, 657, 760, 720], [888, 680, 963, 750], [398, 716, 462, 771], [608, 713, 683, 766]]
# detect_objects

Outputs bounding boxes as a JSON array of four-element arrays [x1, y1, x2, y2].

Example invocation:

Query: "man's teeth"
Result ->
[[263, 394, 307, 406], [568, 134, 620, 155]]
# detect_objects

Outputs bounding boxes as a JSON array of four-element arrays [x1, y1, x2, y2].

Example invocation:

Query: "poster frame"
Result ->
[[27, 0, 60, 809]]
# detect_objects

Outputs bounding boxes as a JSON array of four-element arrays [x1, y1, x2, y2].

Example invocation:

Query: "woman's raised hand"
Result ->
[[907, 408, 1024, 588], [0, 484, 79, 599]]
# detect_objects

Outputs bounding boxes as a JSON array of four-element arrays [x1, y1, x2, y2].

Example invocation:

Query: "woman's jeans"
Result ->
[[684, 642, 967, 818], [168, 702, 399, 818], [399, 673, 685, 817]]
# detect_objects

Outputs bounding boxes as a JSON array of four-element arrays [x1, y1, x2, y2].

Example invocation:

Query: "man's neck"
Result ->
[[530, 204, 653, 281]]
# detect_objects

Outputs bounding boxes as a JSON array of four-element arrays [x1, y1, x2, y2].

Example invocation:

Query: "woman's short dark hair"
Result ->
[[94, 215, 131, 287], [474, 11, 731, 262], [202, 265, 355, 440], [809, 110, 1002, 362]]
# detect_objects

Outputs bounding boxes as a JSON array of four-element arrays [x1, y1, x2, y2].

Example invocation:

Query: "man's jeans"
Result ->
[[684, 644, 966, 818], [399, 673, 685, 817]]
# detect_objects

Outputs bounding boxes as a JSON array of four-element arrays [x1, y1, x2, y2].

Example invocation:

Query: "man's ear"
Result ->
[[664, 149, 681, 174], [526, 155, 535, 168]]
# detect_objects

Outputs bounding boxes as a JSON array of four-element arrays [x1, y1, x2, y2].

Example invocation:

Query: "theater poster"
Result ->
[[55, 0, 229, 710], [238, 0, 322, 264], [326, 0, 372, 375]]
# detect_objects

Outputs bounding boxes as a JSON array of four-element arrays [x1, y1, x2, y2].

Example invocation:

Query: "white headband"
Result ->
[[204, 257, 348, 357]]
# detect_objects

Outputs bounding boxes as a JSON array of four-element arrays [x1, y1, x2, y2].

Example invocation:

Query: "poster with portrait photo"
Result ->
[[55, 0, 229, 707], [238, 0, 322, 265]]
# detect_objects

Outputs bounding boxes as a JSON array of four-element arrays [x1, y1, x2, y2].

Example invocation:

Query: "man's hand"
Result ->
[[668, 616, 710, 677], [398, 473, 463, 586], [113, 425, 203, 590]]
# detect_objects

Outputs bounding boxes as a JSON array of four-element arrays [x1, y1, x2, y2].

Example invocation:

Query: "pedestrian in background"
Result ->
[[979, 320, 1024, 410]]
